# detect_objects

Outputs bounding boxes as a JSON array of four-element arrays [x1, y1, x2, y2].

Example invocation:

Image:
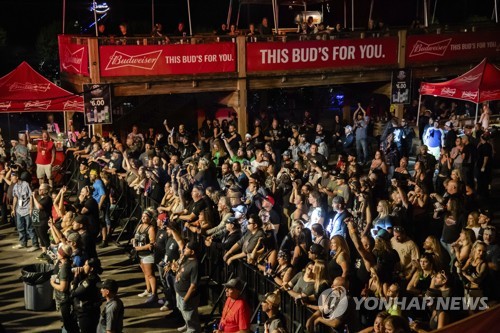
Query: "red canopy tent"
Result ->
[[418, 58, 500, 123], [0, 61, 83, 113]]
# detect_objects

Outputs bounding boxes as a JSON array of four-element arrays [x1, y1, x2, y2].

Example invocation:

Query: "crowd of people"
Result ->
[[1, 98, 498, 333], [95, 14, 373, 45]]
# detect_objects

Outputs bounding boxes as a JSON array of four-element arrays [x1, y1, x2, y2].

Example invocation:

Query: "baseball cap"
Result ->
[[345, 125, 353, 132], [224, 278, 244, 291], [375, 228, 391, 240], [67, 232, 81, 243], [335, 173, 348, 181], [479, 209, 492, 219], [232, 205, 247, 215], [309, 243, 324, 255], [263, 195, 275, 206], [282, 150, 291, 157], [186, 240, 199, 251], [158, 213, 168, 224], [445, 121, 453, 128], [97, 279, 119, 293], [226, 216, 240, 227], [259, 291, 281, 307], [277, 250, 290, 260], [73, 215, 89, 226]]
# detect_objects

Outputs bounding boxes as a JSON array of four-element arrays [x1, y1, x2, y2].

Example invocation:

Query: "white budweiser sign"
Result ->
[[9, 82, 51, 93], [409, 38, 452, 57], [457, 73, 481, 84], [62, 47, 85, 72], [440, 87, 456, 97], [105, 50, 162, 71], [0, 101, 11, 110], [481, 90, 500, 100], [63, 100, 84, 110], [24, 100, 51, 110], [461, 91, 478, 101]]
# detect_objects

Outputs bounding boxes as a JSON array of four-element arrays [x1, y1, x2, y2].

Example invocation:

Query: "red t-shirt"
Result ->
[[219, 298, 250, 333], [36, 140, 54, 165]]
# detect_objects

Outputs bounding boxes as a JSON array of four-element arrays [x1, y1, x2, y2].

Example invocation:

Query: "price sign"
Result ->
[[83, 84, 113, 125], [391, 69, 411, 104]]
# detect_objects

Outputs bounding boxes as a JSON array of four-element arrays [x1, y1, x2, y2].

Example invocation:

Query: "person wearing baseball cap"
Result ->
[[50, 244, 77, 332], [158, 219, 181, 312], [174, 240, 201, 332], [260, 291, 286, 332], [97, 279, 124, 333], [215, 278, 250, 333], [261, 195, 281, 233]]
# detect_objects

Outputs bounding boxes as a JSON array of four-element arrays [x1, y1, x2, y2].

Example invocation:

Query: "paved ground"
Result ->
[[0, 225, 213, 333], [1, 166, 499, 332]]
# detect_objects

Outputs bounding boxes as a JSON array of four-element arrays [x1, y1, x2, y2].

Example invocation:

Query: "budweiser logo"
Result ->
[[63, 100, 84, 110], [62, 47, 85, 72], [24, 100, 51, 110], [481, 90, 500, 99], [9, 82, 51, 92], [420, 84, 435, 94], [457, 73, 481, 83], [105, 50, 162, 71], [409, 38, 452, 57], [440, 87, 456, 97], [461, 91, 478, 100], [0, 101, 11, 110]]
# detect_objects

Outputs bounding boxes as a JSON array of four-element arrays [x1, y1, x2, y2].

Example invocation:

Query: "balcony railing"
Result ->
[[58, 28, 500, 79]]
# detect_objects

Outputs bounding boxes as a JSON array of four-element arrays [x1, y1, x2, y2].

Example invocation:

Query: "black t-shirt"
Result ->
[[154, 229, 168, 263], [164, 237, 180, 263], [81, 230, 97, 259], [189, 199, 207, 222], [227, 132, 242, 152], [174, 258, 199, 296], [32, 195, 53, 226], [84, 197, 100, 235], [476, 142, 493, 170]]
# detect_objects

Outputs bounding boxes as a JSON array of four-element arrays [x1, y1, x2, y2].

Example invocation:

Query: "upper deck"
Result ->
[[59, 27, 500, 96]]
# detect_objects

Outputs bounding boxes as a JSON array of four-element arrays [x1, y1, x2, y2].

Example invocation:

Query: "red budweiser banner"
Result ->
[[58, 35, 90, 76], [246, 37, 399, 72], [99, 43, 236, 77], [406, 31, 500, 64]]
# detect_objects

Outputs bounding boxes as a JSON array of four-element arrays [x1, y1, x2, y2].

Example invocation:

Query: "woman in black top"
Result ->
[[134, 209, 157, 303]]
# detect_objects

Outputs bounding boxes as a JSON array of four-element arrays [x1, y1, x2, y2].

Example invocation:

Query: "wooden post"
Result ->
[[87, 37, 103, 136], [395, 29, 407, 121], [236, 36, 248, 136]]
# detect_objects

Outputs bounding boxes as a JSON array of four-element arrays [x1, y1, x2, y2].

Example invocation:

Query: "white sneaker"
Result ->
[[138, 290, 152, 297], [27, 246, 41, 253], [160, 305, 171, 311], [12, 244, 26, 249], [177, 325, 187, 332]]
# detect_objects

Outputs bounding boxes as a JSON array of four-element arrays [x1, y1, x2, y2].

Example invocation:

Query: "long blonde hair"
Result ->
[[332, 235, 350, 263], [313, 259, 329, 291]]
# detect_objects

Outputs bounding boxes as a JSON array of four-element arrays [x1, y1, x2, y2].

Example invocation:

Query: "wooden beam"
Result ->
[[236, 36, 248, 136]]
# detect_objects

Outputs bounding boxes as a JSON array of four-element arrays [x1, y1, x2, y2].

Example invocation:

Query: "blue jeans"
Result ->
[[176, 293, 200, 333], [16, 214, 38, 247], [157, 266, 176, 309], [356, 138, 368, 164]]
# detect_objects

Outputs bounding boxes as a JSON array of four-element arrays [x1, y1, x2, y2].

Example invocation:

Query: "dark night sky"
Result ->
[[0, 0, 493, 41], [0, 0, 493, 67]]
